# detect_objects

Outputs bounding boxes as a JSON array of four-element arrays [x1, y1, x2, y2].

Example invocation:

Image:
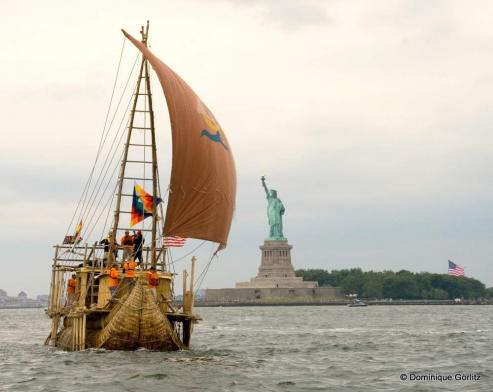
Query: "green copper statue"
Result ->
[[261, 176, 286, 240]]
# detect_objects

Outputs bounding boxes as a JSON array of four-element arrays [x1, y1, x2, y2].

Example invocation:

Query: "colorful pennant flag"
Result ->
[[130, 184, 162, 227], [448, 260, 465, 276], [164, 236, 186, 247], [62, 220, 83, 244], [75, 220, 83, 236]]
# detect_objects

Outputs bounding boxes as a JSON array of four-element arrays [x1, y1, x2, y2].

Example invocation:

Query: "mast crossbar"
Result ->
[[121, 176, 153, 181], [118, 227, 153, 232], [126, 143, 153, 147]]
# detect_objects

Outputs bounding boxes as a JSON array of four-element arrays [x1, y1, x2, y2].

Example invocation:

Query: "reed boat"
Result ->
[[45, 22, 236, 351]]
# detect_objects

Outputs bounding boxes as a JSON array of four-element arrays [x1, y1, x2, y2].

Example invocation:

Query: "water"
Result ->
[[0, 306, 492, 391]]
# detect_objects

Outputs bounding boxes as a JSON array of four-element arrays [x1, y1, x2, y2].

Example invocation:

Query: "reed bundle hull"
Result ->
[[52, 277, 194, 351]]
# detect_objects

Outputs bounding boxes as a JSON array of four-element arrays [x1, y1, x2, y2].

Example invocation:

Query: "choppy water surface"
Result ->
[[1, 306, 492, 391]]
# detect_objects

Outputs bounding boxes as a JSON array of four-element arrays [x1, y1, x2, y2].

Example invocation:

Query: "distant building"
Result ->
[[0, 289, 48, 309], [37, 294, 49, 303]]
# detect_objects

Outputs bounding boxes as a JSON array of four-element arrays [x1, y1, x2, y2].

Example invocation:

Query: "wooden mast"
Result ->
[[111, 21, 160, 267], [110, 27, 146, 259], [142, 21, 159, 268]]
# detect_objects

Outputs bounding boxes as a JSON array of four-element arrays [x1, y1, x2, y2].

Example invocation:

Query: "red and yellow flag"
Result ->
[[130, 184, 162, 227]]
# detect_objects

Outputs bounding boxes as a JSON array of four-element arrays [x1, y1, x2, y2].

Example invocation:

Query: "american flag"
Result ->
[[164, 236, 186, 247], [448, 260, 465, 276]]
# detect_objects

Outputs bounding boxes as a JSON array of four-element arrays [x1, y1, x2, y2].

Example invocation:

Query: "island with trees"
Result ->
[[295, 268, 493, 300]]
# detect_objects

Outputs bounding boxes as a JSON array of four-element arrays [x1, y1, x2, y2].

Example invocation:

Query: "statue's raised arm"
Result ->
[[261, 176, 270, 197]]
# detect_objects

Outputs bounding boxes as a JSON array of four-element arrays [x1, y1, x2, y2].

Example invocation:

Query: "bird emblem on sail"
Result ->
[[197, 99, 228, 150], [130, 183, 162, 226]]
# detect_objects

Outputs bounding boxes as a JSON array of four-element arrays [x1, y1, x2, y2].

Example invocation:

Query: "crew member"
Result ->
[[133, 230, 144, 265], [100, 231, 119, 266], [147, 267, 159, 298], [123, 259, 138, 278], [120, 231, 134, 261], [67, 274, 77, 305], [108, 264, 120, 297]]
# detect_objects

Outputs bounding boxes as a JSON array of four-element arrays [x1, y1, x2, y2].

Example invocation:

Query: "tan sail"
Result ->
[[123, 30, 236, 249]]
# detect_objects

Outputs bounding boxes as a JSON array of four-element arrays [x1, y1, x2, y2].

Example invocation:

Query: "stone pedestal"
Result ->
[[236, 240, 317, 288]]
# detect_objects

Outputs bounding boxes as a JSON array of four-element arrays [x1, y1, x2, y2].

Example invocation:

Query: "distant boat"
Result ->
[[348, 299, 368, 307], [44, 22, 236, 351]]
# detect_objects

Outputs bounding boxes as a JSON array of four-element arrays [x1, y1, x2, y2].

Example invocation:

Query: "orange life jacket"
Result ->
[[124, 260, 137, 278], [147, 271, 159, 288], [108, 268, 119, 287], [67, 278, 77, 294], [120, 234, 133, 246]]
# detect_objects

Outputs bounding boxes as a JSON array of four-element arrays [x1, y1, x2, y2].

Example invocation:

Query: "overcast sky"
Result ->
[[2, 0, 493, 296]]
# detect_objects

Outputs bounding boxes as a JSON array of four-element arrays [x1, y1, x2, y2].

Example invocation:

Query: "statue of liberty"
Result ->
[[261, 176, 286, 240]]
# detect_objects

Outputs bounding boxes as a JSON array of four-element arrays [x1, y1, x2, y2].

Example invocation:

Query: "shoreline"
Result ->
[[195, 299, 488, 307], [2, 300, 490, 309], [0, 305, 45, 310]]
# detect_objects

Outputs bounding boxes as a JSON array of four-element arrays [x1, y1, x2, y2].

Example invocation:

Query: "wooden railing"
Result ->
[[47, 243, 169, 315]]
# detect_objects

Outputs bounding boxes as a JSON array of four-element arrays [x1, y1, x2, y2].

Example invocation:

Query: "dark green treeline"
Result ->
[[295, 268, 491, 300]]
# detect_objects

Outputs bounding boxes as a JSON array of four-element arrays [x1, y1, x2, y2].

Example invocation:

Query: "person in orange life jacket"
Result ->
[[147, 266, 159, 298], [67, 274, 77, 305], [120, 230, 134, 261], [133, 230, 144, 265], [123, 260, 138, 278], [108, 264, 120, 297]]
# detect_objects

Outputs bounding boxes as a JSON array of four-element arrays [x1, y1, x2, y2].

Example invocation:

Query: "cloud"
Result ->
[[263, 0, 331, 29], [221, 0, 331, 29]]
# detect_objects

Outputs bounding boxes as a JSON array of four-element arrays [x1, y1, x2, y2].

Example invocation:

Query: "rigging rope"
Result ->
[[76, 53, 140, 230], [62, 61, 139, 264], [73, 94, 134, 253], [59, 47, 181, 276], [193, 247, 218, 294], [100, 182, 117, 241], [78, 113, 130, 240], [76, 37, 128, 228], [64, 37, 127, 238], [167, 241, 207, 266]]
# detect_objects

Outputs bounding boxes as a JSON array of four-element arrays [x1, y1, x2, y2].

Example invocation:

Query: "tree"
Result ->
[[361, 278, 383, 298], [296, 268, 487, 299]]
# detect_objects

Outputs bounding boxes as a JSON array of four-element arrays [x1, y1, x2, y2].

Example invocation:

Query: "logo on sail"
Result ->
[[197, 99, 228, 150]]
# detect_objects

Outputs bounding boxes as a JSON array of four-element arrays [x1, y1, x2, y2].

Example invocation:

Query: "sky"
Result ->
[[2, 0, 493, 297]]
